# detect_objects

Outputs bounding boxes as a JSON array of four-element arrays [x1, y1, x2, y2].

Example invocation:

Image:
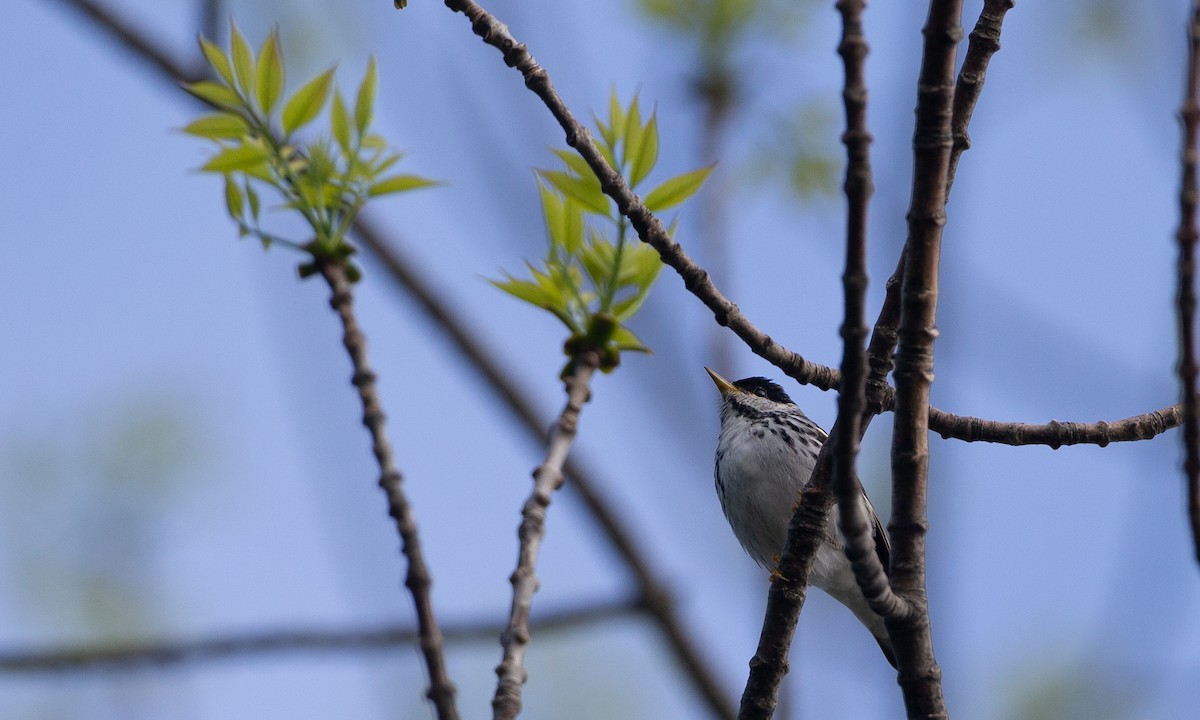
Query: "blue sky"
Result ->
[[2, 1, 1198, 718]]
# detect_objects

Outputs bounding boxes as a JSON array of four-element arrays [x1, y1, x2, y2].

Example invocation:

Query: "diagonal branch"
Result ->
[[492, 351, 599, 720], [1178, 0, 1200, 568], [318, 260, 458, 720], [440, 0, 840, 394], [0, 596, 640, 673]]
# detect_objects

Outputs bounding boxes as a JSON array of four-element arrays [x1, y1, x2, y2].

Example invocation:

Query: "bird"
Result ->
[[705, 367, 896, 668]]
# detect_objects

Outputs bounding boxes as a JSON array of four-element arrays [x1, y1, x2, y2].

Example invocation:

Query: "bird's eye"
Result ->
[[754, 388, 766, 397]]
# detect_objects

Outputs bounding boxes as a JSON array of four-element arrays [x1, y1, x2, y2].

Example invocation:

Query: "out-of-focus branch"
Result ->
[[0, 597, 642, 673], [49, 4, 735, 717], [319, 260, 458, 720], [492, 352, 598, 720], [51, 0, 206, 82], [1178, 0, 1200, 568]]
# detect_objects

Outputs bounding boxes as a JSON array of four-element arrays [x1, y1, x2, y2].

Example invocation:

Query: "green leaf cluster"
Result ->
[[491, 91, 712, 376], [182, 22, 435, 281]]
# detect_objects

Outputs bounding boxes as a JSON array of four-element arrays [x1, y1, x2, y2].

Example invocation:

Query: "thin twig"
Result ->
[[885, 1, 962, 717], [492, 351, 599, 720], [1179, 0, 1200, 568], [318, 260, 458, 720], [830, 0, 902, 653], [0, 597, 642, 673]]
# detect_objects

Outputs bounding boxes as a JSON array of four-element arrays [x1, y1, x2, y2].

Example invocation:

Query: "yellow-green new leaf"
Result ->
[[200, 143, 270, 173], [551, 148, 594, 182], [282, 67, 335, 135], [355, 57, 377, 135], [643, 164, 714, 212], [245, 181, 261, 220], [230, 24, 255, 97], [181, 113, 248, 140], [611, 324, 651, 353], [621, 95, 642, 167], [183, 80, 242, 111], [367, 174, 437, 197], [223, 174, 244, 219], [540, 185, 584, 254], [538, 170, 608, 216], [628, 114, 659, 188], [331, 92, 352, 154], [607, 89, 625, 145], [199, 37, 235, 86], [255, 30, 284, 114]]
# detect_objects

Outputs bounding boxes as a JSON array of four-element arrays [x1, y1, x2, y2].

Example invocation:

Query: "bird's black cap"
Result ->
[[732, 377, 795, 405]]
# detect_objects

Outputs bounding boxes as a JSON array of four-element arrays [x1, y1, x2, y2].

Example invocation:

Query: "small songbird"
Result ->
[[706, 367, 896, 667]]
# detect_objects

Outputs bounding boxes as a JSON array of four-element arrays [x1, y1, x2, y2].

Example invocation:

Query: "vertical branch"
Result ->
[[1178, 1, 1200, 567], [887, 1, 961, 717], [318, 260, 459, 720], [831, 0, 899, 627], [492, 352, 599, 720]]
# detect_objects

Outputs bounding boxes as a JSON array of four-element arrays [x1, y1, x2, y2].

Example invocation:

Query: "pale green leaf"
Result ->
[[183, 80, 242, 110], [551, 148, 594, 181], [540, 183, 566, 249], [578, 234, 615, 289], [612, 287, 650, 321], [643, 164, 714, 212], [355, 57, 377, 135], [538, 170, 608, 216], [368, 174, 437, 197], [245, 181, 261, 220], [610, 324, 651, 353], [628, 113, 659, 188], [223, 173, 244, 219], [230, 23, 255, 97], [491, 277, 551, 308], [331, 92, 352, 154], [181, 113, 248, 140], [607, 88, 625, 145], [624, 243, 663, 290], [621, 95, 642, 167], [281, 67, 335, 135], [199, 37, 234, 87], [200, 143, 270, 173], [255, 30, 284, 113]]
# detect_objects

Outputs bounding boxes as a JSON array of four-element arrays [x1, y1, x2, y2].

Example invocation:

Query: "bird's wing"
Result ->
[[861, 488, 891, 577]]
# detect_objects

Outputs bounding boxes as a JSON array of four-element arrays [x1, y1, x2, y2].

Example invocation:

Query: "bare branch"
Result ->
[[0, 597, 641, 673], [830, 0, 902, 654], [1179, 0, 1200, 568], [885, 1, 962, 715], [318, 260, 458, 720], [492, 352, 599, 720]]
